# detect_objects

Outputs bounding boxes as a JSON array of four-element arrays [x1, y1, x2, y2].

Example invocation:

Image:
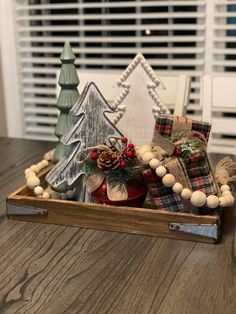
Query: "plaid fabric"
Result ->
[[153, 115, 211, 142], [144, 153, 218, 213], [144, 168, 187, 212], [181, 152, 218, 195]]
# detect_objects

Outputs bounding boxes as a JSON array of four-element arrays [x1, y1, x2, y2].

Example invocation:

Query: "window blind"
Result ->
[[7, 0, 236, 152]]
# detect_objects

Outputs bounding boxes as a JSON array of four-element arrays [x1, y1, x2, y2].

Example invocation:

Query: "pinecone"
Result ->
[[97, 151, 122, 171]]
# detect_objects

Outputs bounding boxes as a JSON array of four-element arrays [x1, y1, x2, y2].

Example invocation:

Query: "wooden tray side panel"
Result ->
[[7, 195, 220, 244]]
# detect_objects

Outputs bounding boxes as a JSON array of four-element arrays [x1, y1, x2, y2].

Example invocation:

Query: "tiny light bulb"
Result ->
[[145, 29, 151, 35]]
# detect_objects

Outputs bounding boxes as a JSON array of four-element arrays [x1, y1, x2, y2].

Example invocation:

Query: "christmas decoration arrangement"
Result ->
[[79, 138, 147, 207], [22, 43, 236, 216]]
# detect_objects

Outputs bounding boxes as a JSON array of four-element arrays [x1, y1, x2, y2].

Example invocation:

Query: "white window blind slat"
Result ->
[[17, 12, 206, 21], [16, 1, 206, 11], [19, 36, 205, 44], [19, 47, 204, 54], [17, 0, 236, 153]]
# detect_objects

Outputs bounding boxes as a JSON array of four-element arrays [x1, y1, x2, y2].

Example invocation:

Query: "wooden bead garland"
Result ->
[[149, 158, 160, 169], [220, 184, 230, 192], [162, 174, 176, 187], [142, 152, 155, 164], [190, 191, 207, 207], [155, 166, 167, 177], [145, 154, 235, 209], [181, 188, 192, 200], [24, 149, 76, 200], [172, 182, 183, 194], [206, 195, 219, 209]]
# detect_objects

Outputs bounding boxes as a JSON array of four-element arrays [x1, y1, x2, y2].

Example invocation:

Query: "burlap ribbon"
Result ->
[[163, 156, 197, 214]]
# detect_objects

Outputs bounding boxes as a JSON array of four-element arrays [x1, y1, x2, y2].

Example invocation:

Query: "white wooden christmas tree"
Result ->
[[46, 82, 123, 200], [111, 53, 169, 145]]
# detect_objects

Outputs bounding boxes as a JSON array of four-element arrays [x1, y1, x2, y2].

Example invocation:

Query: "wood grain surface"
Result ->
[[0, 137, 235, 314]]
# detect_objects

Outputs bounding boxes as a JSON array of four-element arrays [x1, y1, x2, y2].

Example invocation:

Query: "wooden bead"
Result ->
[[37, 162, 45, 170], [138, 145, 151, 156], [140, 145, 151, 151], [41, 159, 49, 167], [181, 188, 192, 200], [141, 152, 155, 164], [24, 168, 31, 175], [42, 191, 50, 199], [162, 174, 176, 187], [35, 165, 42, 174], [225, 195, 235, 206], [172, 182, 183, 194], [206, 195, 219, 209], [221, 190, 232, 196], [44, 151, 53, 161], [25, 171, 36, 178], [220, 184, 230, 192], [34, 186, 44, 196], [190, 191, 207, 207], [27, 176, 40, 189], [155, 166, 167, 177], [219, 197, 230, 208], [30, 165, 38, 173], [149, 158, 160, 169]]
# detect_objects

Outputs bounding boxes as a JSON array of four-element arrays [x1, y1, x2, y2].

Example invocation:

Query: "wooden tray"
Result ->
[[6, 168, 221, 244]]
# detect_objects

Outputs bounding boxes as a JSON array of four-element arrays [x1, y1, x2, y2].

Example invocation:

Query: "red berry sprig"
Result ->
[[174, 147, 182, 156], [128, 143, 135, 149], [121, 137, 128, 143], [126, 150, 134, 158], [120, 160, 127, 167], [90, 152, 98, 160]]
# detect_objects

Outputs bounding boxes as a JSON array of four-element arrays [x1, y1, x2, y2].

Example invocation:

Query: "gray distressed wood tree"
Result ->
[[53, 42, 80, 163], [46, 82, 123, 200]]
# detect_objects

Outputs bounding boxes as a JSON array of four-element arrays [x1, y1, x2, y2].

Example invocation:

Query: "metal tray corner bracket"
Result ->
[[169, 223, 219, 240]]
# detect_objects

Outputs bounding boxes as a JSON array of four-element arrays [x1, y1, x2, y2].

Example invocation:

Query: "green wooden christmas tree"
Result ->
[[53, 42, 80, 163]]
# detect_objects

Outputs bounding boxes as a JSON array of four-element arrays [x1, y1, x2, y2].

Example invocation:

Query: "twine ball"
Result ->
[[27, 176, 40, 189], [149, 158, 160, 169], [190, 191, 207, 207], [155, 166, 167, 177], [181, 188, 192, 200], [34, 186, 44, 196], [162, 174, 176, 187], [206, 195, 219, 209], [172, 182, 183, 194], [220, 184, 230, 192], [142, 152, 155, 164]]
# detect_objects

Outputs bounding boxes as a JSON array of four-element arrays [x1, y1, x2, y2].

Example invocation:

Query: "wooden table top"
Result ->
[[0, 137, 235, 314]]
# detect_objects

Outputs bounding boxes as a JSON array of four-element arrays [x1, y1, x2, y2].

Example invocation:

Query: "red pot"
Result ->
[[92, 175, 148, 207]]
